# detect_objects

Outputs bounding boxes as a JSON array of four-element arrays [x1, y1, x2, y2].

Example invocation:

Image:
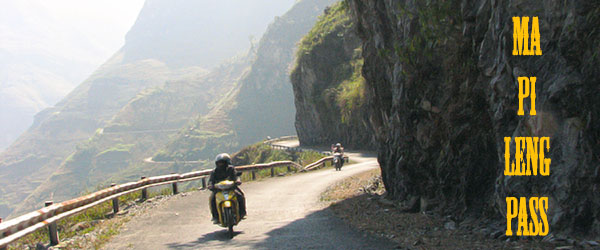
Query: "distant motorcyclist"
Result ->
[[331, 143, 344, 154], [331, 143, 345, 171], [208, 153, 246, 223]]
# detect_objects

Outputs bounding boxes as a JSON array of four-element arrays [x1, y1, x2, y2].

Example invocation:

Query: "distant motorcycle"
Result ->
[[333, 152, 344, 171], [213, 179, 242, 238]]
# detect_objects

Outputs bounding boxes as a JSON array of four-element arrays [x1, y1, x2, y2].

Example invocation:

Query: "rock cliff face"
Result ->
[[291, 2, 375, 149], [348, 0, 600, 235]]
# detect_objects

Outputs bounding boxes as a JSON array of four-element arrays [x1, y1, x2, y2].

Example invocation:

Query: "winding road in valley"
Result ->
[[104, 140, 395, 249]]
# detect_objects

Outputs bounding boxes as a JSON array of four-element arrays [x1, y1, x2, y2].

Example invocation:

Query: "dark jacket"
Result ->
[[209, 164, 238, 185]]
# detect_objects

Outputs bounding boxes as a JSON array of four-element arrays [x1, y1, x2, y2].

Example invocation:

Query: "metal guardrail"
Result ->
[[303, 156, 334, 171], [264, 136, 348, 166], [0, 156, 324, 248], [263, 135, 298, 145], [268, 144, 304, 152], [264, 135, 310, 153]]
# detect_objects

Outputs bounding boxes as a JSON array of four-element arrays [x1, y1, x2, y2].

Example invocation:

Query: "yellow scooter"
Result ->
[[214, 180, 241, 238]]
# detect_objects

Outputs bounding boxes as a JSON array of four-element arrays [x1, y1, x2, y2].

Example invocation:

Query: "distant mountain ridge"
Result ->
[[0, 0, 143, 151], [156, 0, 337, 162], [121, 0, 297, 68], [0, 0, 297, 218]]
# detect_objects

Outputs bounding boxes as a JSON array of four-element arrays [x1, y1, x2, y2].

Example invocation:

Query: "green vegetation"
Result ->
[[293, 0, 367, 127], [96, 144, 134, 158], [10, 189, 138, 249], [64, 142, 98, 170], [232, 143, 291, 165], [392, 1, 471, 82], [297, 1, 351, 56], [10, 187, 175, 250], [153, 129, 235, 162], [336, 56, 366, 123], [232, 142, 325, 166], [232, 142, 328, 181]]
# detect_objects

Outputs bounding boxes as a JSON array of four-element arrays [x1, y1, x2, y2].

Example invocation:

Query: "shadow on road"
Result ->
[[162, 206, 394, 249], [166, 230, 244, 249], [248, 207, 396, 249]]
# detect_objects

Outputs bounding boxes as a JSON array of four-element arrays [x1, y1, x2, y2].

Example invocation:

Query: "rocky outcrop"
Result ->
[[291, 2, 375, 149], [348, 0, 600, 235]]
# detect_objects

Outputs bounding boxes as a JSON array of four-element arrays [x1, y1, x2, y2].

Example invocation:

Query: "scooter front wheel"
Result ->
[[225, 207, 234, 238]]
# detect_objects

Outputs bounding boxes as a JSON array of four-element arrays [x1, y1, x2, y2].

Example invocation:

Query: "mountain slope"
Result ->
[[156, 0, 338, 161], [0, 0, 295, 218], [230, 0, 339, 146], [0, 0, 143, 151], [121, 0, 296, 68], [0, 55, 176, 217], [14, 54, 251, 215]]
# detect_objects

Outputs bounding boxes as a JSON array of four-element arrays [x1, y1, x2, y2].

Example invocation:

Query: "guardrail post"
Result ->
[[111, 183, 119, 214], [171, 173, 179, 194], [271, 167, 275, 177], [0, 217, 5, 250], [141, 177, 148, 200], [251, 171, 256, 180], [45, 201, 59, 246], [201, 177, 207, 189]]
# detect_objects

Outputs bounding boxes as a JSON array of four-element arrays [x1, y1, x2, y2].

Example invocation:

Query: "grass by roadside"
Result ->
[[320, 170, 574, 250], [232, 142, 328, 182], [10, 188, 175, 250]]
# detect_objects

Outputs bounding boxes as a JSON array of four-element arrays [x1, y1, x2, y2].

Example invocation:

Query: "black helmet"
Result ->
[[215, 153, 231, 165]]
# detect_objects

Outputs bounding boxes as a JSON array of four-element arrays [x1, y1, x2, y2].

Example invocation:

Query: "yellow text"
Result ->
[[504, 137, 550, 176], [512, 16, 542, 56], [506, 197, 549, 236]]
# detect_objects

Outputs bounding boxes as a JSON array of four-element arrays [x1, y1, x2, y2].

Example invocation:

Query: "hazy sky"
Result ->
[[0, 0, 145, 66]]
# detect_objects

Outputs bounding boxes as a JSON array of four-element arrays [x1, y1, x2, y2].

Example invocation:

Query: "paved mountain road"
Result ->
[[104, 144, 395, 249]]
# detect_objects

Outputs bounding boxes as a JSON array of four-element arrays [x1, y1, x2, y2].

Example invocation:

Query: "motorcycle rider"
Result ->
[[207, 153, 247, 224], [332, 143, 345, 168], [331, 143, 344, 154]]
